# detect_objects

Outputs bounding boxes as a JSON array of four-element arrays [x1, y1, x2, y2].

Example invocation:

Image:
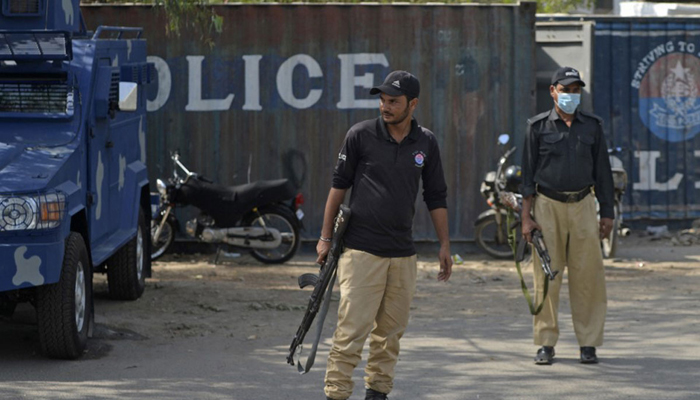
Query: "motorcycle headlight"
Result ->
[[156, 179, 167, 197], [0, 192, 66, 231]]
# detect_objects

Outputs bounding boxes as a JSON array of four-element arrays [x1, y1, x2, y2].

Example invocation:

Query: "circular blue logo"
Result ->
[[638, 52, 700, 142], [414, 152, 425, 167]]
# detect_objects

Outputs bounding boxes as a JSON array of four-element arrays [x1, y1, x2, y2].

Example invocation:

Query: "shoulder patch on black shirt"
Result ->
[[527, 110, 550, 125]]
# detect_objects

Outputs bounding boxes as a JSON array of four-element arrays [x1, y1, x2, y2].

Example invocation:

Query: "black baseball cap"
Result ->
[[370, 70, 420, 98], [551, 66, 586, 87]]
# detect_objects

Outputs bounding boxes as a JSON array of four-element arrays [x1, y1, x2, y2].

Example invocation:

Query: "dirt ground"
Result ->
[[0, 231, 699, 399], [91, 232, 699, 348]]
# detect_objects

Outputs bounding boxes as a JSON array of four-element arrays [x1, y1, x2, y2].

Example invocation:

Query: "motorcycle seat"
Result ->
[[177, 177, 297, 225], [227, 179, 297, 208]]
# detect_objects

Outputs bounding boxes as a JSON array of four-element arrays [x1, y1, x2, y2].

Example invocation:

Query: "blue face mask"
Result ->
[[556, 92, 580, 114]]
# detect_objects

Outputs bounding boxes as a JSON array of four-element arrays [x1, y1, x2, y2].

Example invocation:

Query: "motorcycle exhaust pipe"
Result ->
[[619, 227, 631, 237]]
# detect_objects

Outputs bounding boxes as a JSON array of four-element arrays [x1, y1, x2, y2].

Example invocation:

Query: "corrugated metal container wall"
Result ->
[[541, 16, 700, 220], [83, 4, 536, 241], [595, 19, 700, 220]]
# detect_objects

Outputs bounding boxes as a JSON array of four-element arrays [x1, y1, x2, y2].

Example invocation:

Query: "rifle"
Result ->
[[516, 229, 558, 281], [500, 191, 555, 315], [287, 204, 351, 374]]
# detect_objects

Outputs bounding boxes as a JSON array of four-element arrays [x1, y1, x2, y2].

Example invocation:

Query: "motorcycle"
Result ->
[[599, 147, 629, 259], [474, 134, 523, 259], [475, 134, 629, 260], [151, 152, 304, 264]]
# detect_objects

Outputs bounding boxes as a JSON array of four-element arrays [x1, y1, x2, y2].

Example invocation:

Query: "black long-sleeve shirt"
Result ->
[[332, 117, 448, 257], [521, 108, 615, 219]]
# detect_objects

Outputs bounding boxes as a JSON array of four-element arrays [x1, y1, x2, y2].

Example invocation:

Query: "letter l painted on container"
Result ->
[[633, 150, 683, 191], [186, 56, 234, 111]]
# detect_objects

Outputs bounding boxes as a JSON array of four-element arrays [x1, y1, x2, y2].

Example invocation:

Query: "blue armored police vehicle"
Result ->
[[0, 0, 153, 358]]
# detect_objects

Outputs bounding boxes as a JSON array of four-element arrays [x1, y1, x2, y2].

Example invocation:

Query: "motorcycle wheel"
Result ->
[[245, 205, 300, 264], [601, 202, 620, 259], [151, 216, 175, 261], [475, 214, 516, 259]]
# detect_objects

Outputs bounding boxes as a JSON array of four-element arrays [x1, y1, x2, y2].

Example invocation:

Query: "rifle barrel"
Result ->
[[286, 205, 352, 370]]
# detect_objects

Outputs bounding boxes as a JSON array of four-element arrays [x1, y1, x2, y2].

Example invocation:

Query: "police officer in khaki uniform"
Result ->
[[521, 66, 614, 365], [317, 71, 452, 400]]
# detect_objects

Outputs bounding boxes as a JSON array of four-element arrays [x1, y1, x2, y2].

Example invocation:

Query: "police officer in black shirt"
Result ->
[[317, 70, 452, 400], [521, 66, 614, 365]]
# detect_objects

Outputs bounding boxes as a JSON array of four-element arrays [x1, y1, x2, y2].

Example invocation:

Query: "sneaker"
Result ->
[[365, 388, 389, 400], [580, 346, 599, 364], [534, 346, 555, 365]]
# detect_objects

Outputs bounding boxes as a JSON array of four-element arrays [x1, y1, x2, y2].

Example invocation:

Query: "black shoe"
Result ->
[[580, 346, 599, 364], [534, 346, 555, 365], [365, 388, 388, 400]]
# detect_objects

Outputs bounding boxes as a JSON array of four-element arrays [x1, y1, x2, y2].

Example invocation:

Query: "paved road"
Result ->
[[0, 241, 698, 400]]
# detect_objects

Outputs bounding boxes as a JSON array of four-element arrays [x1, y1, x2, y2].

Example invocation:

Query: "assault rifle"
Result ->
[[517, 229, 558, 281], [287, 204, 351, 374], [499, 191, 556, 315]]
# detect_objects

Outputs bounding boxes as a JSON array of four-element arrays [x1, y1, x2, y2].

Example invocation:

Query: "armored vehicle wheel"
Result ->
[[36, 232, 92, 360], [107, 209, 147, 300], [245, 205, 300, 264]]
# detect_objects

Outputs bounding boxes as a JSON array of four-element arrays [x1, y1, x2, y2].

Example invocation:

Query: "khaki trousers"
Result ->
[[324, 248, 417, 400], [532, 192, 607, 347]]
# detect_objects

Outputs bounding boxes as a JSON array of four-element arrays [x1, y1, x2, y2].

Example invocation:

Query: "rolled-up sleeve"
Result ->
[[332, 129, 359, 189], [422, 135, 448, 210], [521, 121, 538, 198]]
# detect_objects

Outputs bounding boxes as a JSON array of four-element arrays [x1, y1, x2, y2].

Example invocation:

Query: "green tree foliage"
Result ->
[[81, 1, 224, 47], [534, 0, 591, 13], [81, 0, 591, 36]]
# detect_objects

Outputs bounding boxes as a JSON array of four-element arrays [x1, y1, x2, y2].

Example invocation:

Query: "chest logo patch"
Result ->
[[413, 151, 426, 168]]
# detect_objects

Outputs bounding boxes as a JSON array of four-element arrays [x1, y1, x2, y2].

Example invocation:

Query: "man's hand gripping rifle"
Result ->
[[520, 230, 558, 281], [499, 192, 556, 315], [287, 204, 351, 374]]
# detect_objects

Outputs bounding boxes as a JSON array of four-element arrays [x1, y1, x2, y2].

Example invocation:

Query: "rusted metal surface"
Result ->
[[83, 3, 536, 241]]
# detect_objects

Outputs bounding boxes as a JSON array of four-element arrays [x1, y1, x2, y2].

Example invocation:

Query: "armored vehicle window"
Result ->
[[5, 0, 42, 16], [0, 72, 72, 115]]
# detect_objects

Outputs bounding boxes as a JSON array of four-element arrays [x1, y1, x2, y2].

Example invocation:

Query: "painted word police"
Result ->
[[146, 53, 389, 112]]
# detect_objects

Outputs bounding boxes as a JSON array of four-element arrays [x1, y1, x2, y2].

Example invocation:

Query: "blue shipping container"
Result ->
[[543, 17, 700, 221]]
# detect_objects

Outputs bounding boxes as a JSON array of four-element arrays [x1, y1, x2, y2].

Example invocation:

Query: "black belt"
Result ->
[[537, 186, 591, 203]]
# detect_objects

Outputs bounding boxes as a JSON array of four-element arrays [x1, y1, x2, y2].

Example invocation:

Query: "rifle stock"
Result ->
[[287, 204, 351, 369]]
